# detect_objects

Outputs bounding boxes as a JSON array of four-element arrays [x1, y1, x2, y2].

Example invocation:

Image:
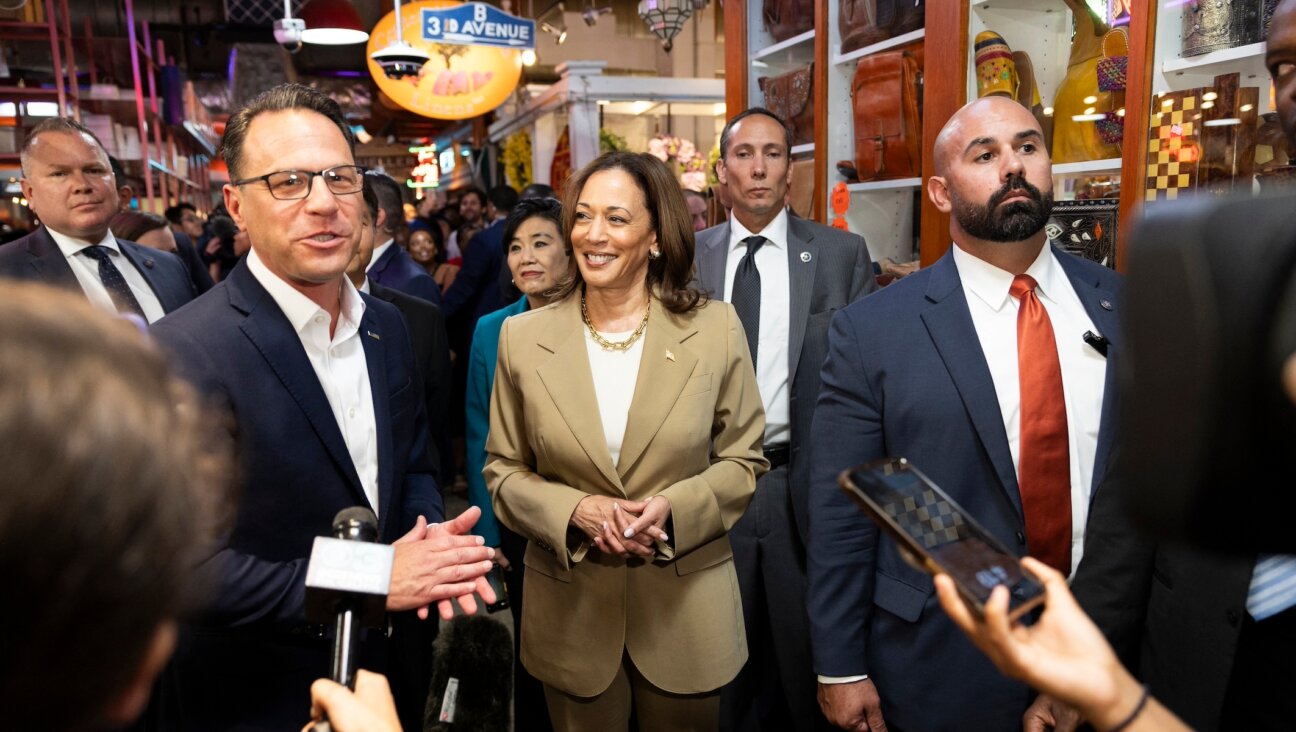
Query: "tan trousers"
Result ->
[[542, 654, 721, 732]]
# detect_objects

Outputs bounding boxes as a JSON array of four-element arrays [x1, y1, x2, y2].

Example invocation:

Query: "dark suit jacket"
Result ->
[[149, 261, 441, 731], [369, 239, 443, 306], [441, 217, 504, 323], [172, 229, 215, 295], [693, 215, 876, 542], [806, 246, 1121, 731], [0, 225, 195, 313], [370, 281, 453, 486]]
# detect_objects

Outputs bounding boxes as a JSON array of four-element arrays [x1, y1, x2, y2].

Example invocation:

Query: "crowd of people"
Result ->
[[7, 2, 1296, 730]]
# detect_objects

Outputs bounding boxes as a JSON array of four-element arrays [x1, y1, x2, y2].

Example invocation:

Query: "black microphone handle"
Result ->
[[332, 604, 360, 689]]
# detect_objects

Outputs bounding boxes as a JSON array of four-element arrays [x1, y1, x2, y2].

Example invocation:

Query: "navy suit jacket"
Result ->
[[0, 225, 195, 312], [369, 239, 443, 306], [149, 261, 441, 731], [806, 246, 1121, 732], [441, 217, 503, 322]]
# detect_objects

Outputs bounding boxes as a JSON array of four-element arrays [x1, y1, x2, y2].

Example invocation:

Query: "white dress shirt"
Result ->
[[47, 227, 166, 323], [723, 208, 791, 447], [953, 243, 1106, 576], [247, 248, 381, 512], [366, 239, 394, 272], [585, 326, 646, 466]]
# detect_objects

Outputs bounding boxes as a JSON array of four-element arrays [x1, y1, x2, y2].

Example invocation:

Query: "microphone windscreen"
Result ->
[[333, 507, 378, 542]]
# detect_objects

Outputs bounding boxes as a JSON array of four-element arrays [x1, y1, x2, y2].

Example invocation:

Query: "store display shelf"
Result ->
[[847, 177, 922, 193], [1162, 41, 1268, 80], [833, 28, 924, 67], [147, 158, 196, 188], [0, 153, 21, 165], [971, 0, 1066, 10], [175, 121, 217, 156], [791, 142, 815, 156], [1052, 158, 1122, 176], [750, 29, 815, 65], [0, 85, 58, 99]]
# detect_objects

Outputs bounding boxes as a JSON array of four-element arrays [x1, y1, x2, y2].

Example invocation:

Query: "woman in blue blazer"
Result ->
[[465, 196, 568, 730]]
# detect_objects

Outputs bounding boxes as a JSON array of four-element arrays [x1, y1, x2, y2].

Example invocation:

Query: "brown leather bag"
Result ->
[[762, 0, 815, 43], [840, 0, 925, 55], [759, 64, 814, 147], [850, 50, 922, 181]]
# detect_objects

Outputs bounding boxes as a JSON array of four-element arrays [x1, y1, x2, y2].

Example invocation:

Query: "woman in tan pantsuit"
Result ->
[[485, 151, 768, 731]]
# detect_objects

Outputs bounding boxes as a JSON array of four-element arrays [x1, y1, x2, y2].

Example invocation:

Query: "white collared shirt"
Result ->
[[366, 239, 394, 272], [723, 208, 791, 446], [47, 227, 166, 323], [247, 248, 380, 512], [952, 243, 1106, 576], [585, 326, 647, 467]]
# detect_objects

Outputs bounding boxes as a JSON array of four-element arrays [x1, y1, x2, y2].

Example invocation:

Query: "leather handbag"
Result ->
[[759, 64, 815, 147], [848, 50, 922, 181], [762, 0, 815, 43], [840, 0, 925, 55], [1182, 0, 1260, 57]]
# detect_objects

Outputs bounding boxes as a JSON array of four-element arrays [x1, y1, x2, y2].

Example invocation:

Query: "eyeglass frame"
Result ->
[[230, 164, 369, 201]]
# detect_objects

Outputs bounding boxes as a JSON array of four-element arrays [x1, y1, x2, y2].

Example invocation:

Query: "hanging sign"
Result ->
[[367, 0, 524, 121], [421, 3, 535, 49]]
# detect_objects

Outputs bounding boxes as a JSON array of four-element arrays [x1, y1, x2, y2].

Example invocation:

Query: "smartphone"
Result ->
[[484, 563, 510, 613], [838, 457, 1045, 620]]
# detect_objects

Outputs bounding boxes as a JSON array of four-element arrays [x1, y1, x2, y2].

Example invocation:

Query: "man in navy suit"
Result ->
[[148, 83, 496, 732], [807, 97, 1121, 732], [364, 170, 442, 305], [0, 118, 194, 319], [441, 183, 515, 325]]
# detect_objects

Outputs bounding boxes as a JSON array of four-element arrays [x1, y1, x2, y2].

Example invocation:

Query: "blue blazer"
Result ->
[[806, 246, 1121, 732], [441, 218, 504, 322], [149, 260, 441, 730], [369, 239, 443, 306], [465, 295, 528, 546], [0, 225, 195, 312]]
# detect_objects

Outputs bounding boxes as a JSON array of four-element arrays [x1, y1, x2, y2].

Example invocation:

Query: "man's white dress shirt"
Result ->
[[47, 227, 166, 323]]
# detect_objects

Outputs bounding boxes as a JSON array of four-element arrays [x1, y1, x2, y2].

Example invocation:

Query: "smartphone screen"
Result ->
[[841, 458, 1045, 617], [485, 564, 510, 613]]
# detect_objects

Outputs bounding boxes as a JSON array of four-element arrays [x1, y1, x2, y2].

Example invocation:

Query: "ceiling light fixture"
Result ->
[[581, 3, 613, 26], [538, 2, 569, 44], [370, 0, 431, 79], [300, 0, 369, 45], [541, 20, 568, 44], [637, 0, 692, 52]]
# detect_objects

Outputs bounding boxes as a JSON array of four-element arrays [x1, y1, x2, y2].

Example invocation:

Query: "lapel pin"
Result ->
[[1100, 299, 1113, 311], [800, 251, 812, 263], [665, 350, 676, 362], [366, 330, 381, 340], [143, 258, 155, 269]]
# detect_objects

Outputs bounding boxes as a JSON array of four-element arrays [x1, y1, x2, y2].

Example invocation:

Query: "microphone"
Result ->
[[304, 507, 394, 689]]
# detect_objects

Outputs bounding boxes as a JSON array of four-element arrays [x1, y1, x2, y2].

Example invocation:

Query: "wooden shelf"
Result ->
[[791, 142, 815, 156], [1053, 158, 1122, 176], [847, 177, 922, 193], [0, 153, 21, 165], [971, 0, 1067, 10], [147, 158, 196, 189], [1161, 41, 1269, 82], [833, 28, 925, 67], [750, 29, 815, 66], [0, 85, 59, 99]]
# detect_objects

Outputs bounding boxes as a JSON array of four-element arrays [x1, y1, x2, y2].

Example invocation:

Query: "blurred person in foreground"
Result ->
[[147, 83, 495, 731], [485, 151, 768, 730], [465, 196, 570, 731]]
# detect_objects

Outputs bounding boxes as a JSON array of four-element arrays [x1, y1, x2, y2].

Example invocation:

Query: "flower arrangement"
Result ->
[[600, 128, 628, 153], [648, 133, 709, 192], [502, 131, 532, 192]]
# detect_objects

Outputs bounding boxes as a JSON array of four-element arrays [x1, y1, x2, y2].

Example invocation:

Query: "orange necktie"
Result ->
[[1011, 274, 1072, 573]]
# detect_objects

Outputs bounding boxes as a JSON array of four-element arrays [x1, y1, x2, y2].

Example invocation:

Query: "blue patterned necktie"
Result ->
[[80, 245, 145, 318], [1247, 554, 1296, 621], [731, 235, 766, 363]]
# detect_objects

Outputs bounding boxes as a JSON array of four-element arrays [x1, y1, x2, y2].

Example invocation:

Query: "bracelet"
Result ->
[[1106, 684, 1150, 732]]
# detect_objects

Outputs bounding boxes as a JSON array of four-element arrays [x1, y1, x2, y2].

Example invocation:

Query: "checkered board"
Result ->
[[1146, 91, 1202, 202], [882, 489, 969, 549]]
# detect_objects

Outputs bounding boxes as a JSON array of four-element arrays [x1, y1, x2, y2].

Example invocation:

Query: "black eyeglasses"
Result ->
[[231, 165, 367, 200]]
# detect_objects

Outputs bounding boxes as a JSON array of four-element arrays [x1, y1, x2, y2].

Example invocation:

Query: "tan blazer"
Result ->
[[485, 293, 768, 697]]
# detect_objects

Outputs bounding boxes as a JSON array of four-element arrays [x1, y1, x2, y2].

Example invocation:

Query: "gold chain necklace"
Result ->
[[582, 293, 650, 351]]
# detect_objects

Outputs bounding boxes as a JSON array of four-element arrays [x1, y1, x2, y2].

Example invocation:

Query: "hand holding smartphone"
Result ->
[[838, 457, 1045, 620]]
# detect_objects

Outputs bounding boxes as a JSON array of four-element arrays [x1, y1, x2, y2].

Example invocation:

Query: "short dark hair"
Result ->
[[217, 83, 355, 181], [108, 155, 130, 191], [487, 184, 519, 216], [360, 180, 380, 221], [502, 196, 563, 254], [558, 152, 706, 314], [20, 117, 107, 174], [0, 282, 228, 731], [718, 107, 794, 160], [164, 202, 197, 225], [458, 186, 485, 208], [520, 182, 556, 200], [110, 210, 170, 242], [364, 171, 405, 234]]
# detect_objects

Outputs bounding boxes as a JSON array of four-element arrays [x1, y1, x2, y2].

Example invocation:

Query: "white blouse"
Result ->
[[584, 326, 647, 467]]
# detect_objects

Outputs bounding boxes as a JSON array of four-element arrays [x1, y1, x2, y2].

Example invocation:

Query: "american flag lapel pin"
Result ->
[[366, 330, 381, 340]]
